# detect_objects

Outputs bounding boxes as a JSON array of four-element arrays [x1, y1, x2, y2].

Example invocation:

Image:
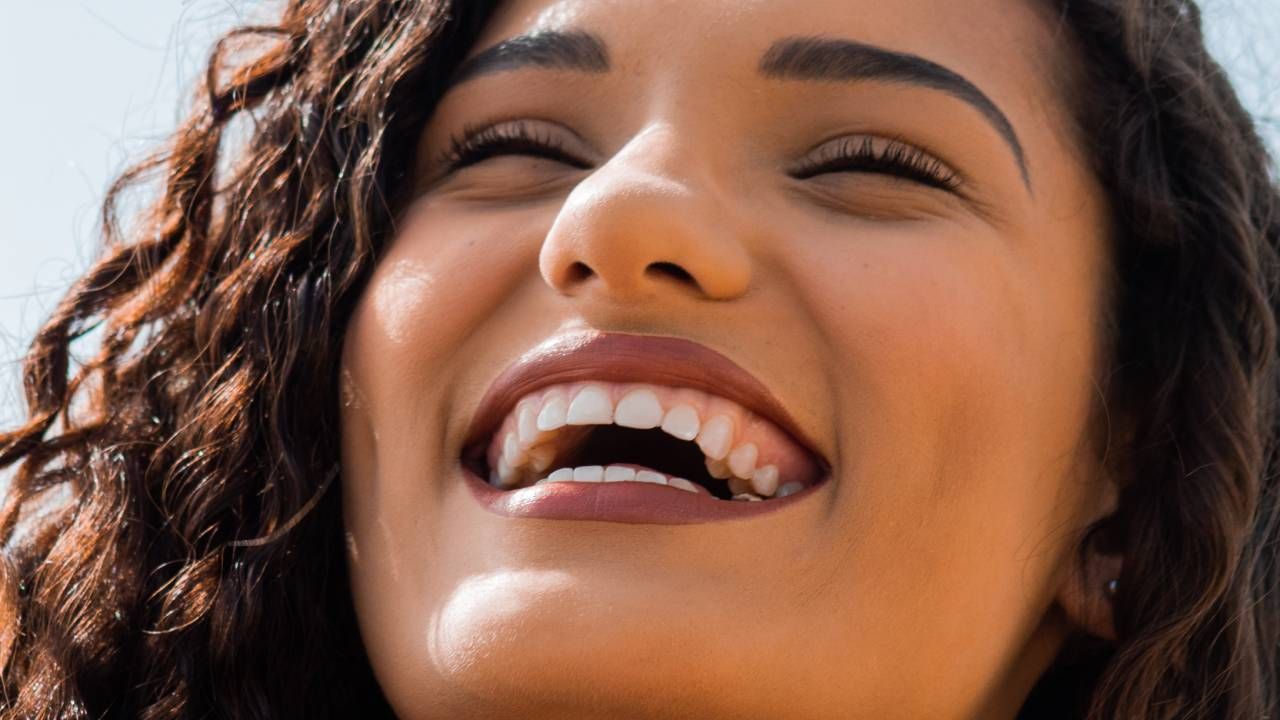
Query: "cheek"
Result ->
[[338, 199, 551, 655], [778, 218, 1103, 664], [341, 199, 551, 460], [347, 200, 545, 377], [791, 218, 1099, 475]]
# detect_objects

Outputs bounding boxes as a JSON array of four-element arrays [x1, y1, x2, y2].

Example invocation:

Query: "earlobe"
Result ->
[[1054, 538, 1123, 642]]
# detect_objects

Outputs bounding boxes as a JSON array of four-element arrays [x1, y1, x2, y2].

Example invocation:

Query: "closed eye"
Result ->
[[437, 121, 962, 195], [790, 136, 962, 192], [437, 120, 592, 173]]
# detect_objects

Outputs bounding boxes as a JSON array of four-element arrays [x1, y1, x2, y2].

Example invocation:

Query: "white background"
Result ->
[[1, 0, 1277, 426]]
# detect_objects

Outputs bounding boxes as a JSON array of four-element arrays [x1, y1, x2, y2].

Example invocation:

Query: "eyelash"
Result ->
[[438, 120, 591, 172], [791, 136, 962, 192], [438, 120, 962, 192]]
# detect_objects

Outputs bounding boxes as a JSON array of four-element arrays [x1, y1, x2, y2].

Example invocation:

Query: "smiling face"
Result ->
[[338, 0, 1118, 717]]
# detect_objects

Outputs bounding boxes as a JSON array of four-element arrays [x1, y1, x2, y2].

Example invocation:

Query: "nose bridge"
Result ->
[[538, 121, 752, 302], [606, 121, 707, 187]]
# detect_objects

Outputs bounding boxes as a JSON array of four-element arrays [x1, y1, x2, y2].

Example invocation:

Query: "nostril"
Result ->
[[646, 261, 695, 285], [566, 261, 594, 284]]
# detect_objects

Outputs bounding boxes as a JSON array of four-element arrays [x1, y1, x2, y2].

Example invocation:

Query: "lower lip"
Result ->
[[462, 467, 827, 525]]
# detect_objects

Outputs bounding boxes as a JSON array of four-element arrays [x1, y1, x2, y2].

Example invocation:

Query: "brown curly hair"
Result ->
[[1, 0, 1276, 717]]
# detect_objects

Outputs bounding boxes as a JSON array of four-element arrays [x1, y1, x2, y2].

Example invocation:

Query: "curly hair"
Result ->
[[0, 0, 1276, 717]]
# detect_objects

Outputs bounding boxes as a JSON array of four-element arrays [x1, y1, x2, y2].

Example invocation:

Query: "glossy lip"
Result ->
[[460, 330, 831, 525]]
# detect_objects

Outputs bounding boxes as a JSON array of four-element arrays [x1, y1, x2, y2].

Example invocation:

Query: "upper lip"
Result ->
[[462, 331, 827, 469]]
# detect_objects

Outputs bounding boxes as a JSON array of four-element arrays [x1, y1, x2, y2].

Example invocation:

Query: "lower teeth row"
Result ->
[[491, 464, 804, 501], [537, 465, 703, 494]]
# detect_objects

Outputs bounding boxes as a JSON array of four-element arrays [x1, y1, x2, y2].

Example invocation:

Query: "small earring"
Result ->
[[1105, 578, 1119, 596]]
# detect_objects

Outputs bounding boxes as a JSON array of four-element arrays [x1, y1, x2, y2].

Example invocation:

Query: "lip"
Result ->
[[460, 330, 830, 524]]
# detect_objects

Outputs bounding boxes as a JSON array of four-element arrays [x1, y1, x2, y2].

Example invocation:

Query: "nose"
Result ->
[[538, 127, 752, 302]]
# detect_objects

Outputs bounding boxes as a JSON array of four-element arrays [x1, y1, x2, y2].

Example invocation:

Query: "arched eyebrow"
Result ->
[[760, 37, 1030, 189], [446, 29, 1031, 191], [449, 30, 610, 87]]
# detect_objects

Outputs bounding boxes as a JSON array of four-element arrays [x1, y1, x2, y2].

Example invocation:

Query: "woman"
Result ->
[[1, 0, 1276, 717]]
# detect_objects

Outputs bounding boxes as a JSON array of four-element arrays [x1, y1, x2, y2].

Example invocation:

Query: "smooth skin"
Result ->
[[339, 0, 1123, 717]]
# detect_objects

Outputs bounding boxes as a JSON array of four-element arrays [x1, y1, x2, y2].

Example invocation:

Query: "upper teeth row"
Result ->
[[490, 383, 785, 497]]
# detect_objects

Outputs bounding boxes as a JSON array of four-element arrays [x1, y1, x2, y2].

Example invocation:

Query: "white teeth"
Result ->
[[502, 432, 523, 467], [517, 402, 540, 445], [750, 465, 780, 496], [604, 466, 637, 482], [706, 457, 732, 479], [572, 465, 605, 482], [499, 385, 796, 500], [566, 385, 614, 425], [727, 443, 758, 479], [613, 388, 664, 429], [517, 459, 790, 502], [536, 393, 569, 431], [635, 470, 668, 485], [668, 477, 700, 494], [527, 466, 707, 494], [696, 415, 734, 460], [660, 404, 701, 441], [776, 481, 805, 498]]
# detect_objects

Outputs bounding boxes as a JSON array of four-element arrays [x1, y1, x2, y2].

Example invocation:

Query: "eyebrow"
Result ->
[[446, 30, 1030, 189], [760, 37, 1029, 187], [448, 30, 610, 87]]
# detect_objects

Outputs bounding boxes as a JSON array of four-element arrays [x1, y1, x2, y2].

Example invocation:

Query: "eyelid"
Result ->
[[434, 118, 594, 173], [428, 119, 968, 200], [790, 134, 965, 192]]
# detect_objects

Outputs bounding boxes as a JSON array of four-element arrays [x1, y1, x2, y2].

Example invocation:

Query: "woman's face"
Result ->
[[340, 0, 1116, 717]]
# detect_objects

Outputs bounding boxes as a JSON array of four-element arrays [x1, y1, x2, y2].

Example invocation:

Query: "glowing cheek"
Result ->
[[363, 201, 545, 355], [371, 258, 438, 347]]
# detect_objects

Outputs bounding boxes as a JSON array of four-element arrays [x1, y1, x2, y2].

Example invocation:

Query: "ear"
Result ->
[[1053, 416, 1129, 642]]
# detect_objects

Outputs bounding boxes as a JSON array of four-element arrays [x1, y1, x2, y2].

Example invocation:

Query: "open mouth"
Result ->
[[462, 380, 826, 502]]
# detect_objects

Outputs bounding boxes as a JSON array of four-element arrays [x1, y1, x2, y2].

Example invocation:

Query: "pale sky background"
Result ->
[[0, 1, 1277, 427]]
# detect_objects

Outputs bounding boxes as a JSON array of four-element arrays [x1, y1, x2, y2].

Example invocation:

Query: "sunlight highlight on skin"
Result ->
[[427, 569, 577, 675], [372, 259, 438, 346]]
